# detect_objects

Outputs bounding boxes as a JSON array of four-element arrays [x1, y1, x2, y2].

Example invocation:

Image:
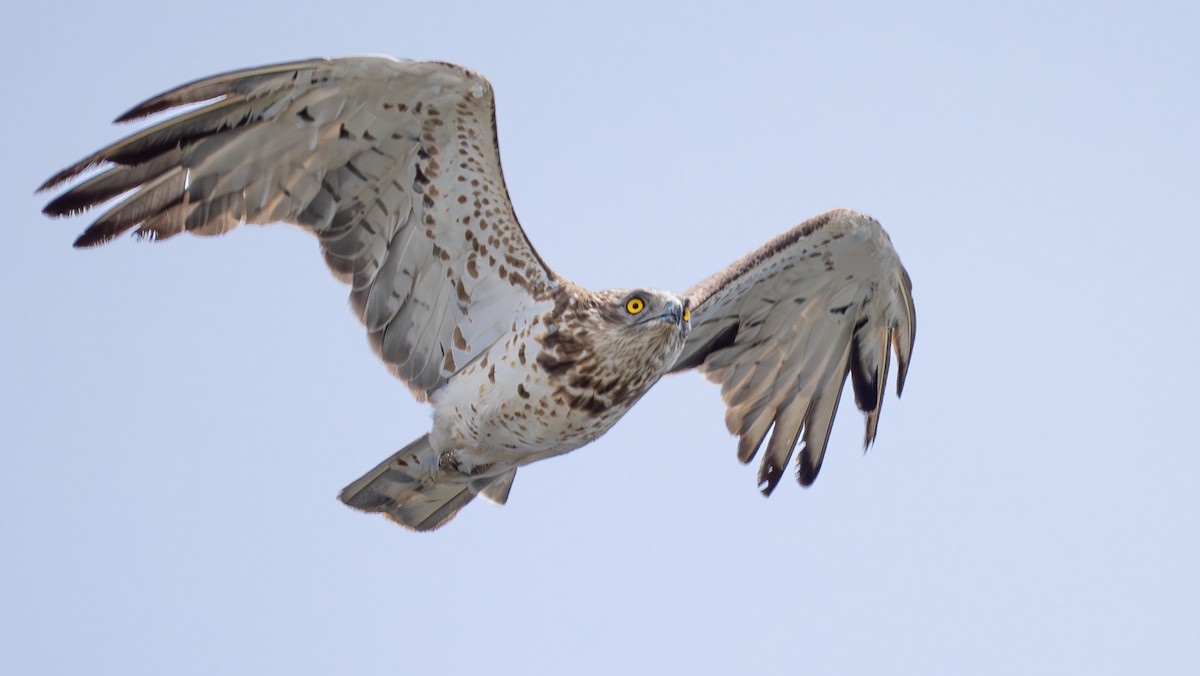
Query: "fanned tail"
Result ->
[[338, 435, 515, 531]]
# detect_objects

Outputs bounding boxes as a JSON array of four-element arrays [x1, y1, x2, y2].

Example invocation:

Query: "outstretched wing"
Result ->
[[40, 56, 558, 399], [670, 208, 915, 495]]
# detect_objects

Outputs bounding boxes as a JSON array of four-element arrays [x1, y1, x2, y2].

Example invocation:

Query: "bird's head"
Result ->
[[587, 288, 691, 371]]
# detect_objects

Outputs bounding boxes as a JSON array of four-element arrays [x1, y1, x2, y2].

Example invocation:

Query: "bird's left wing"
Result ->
[[670, 209, 915, 495], [39, 57, 559, 400]]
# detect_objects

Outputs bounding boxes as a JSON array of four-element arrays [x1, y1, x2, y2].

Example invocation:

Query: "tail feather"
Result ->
[[478, 468, 517, 505], [338, 435, 515, 531]]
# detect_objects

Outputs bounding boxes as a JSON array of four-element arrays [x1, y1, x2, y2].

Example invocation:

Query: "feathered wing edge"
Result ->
[[37, 58, 348, 248], [671, 208, 915, 494], [38, 59, 335, 194]]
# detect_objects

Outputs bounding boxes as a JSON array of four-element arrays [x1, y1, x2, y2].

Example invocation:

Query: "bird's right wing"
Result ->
[[671, 209, 915, 495], [40, 56, 558, 400]]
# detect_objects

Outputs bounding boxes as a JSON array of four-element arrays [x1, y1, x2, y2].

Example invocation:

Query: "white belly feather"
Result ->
[[429, 327, 616, 472]]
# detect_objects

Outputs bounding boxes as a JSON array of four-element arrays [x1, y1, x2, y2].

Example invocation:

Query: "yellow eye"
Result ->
[[683, 306, 690, 322], [626, 297, 645, 314]]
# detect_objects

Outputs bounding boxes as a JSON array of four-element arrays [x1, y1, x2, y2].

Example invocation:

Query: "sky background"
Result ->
[[3, 1, 1198, 674]]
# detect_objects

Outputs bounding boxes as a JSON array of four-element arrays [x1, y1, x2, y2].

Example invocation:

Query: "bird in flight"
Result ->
[[40, 56, 916, 531]]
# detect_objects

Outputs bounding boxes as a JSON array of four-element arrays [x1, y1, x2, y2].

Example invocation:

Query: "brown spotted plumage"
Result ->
[[40, 56, 915, 531]]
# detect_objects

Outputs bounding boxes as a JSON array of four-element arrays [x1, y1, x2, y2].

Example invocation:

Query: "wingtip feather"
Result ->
[[72, 229, 110, 248], [895, 268, 916, 397], [38, 160, 102, 194]]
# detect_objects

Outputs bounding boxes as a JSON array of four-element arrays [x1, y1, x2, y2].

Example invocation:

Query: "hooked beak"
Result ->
[[654, 299, 685, 325]]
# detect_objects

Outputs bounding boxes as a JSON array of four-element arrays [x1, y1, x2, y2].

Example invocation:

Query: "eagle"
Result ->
[[40, 56, 916, 531]]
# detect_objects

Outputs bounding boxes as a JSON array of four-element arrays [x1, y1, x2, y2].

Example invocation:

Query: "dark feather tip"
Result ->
[[38, 165, 86, 193], [42, 190, 95, 218], [796, 457, 821, 487], [114, 100, 169, 124], [758, 463, 784, 496], [73, 227, 114, 249]]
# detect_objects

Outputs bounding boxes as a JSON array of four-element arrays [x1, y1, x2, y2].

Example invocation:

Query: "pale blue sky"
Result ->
[[3, 1, 1198, 674]]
